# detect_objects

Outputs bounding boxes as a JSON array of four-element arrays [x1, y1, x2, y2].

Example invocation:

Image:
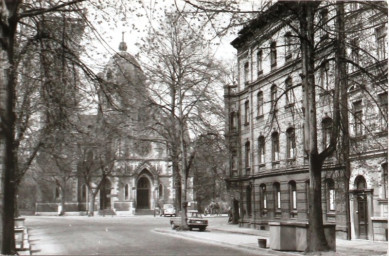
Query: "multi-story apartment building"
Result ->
[[224, 1, 387, 241]]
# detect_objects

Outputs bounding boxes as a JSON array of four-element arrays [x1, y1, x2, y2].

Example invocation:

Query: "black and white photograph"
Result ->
[[0, 0, 387, 255]]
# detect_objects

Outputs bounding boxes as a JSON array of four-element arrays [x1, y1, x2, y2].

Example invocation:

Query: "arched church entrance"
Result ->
[[100, 177, 111, 210], [137, 177, 150, 209]]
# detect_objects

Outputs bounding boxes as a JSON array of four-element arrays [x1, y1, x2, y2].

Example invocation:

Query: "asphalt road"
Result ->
[[26, 215, 260, 255]]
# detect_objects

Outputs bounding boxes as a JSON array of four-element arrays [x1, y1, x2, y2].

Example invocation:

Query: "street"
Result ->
[[26, 215, 261, 256]]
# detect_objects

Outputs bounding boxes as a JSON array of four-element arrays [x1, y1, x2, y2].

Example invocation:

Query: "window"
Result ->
[[286, 128, 296, 159], [125, 184, 129, 200], [319, 9, 328, 39], [305, 180, 310, 214], [231, 151, 238, 172], [289, 181, 297, 211], [379, 92, 388, 131], [258, 136, 265, 164], [273, 183, 281, 211], [230, 112, 237, 130], [244, 62, 249, 85], [55, 186, 61, 200], [326, 179, 335, 212], [376, 26, 387, 60], [271, 84, 277, 111], [349, 2, 358, 11], [285, 77, 294, 105], [158, 184, 163, 197], [246, 185, 252, 216], [272, 132, 279, 161], [257, 50, 263, 74], [320, 61, 330, 93], [257, 91, 264, 116], [284, 32, 292, 60], [244, 101, 250, 125], [270, 41, 277, 67], [355, 175, 366, 190], [322, 118, 332, 149], [350, 38, 359, 72], [260, 184, 267, 216], [81, 184, 87, 201], [245, 141, 251, 171], [353, 100, 363, 136]]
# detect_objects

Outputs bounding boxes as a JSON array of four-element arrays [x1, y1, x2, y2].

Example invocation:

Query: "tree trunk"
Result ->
[[307, 156, 329, 251], [299, 2, 329, 252], [88, 190, 95, 217], [0, 11, 19, 252], [336, 1, 352, 240]]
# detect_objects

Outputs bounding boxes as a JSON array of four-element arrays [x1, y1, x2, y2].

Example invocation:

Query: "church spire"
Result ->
[[118, 31, 127, 52]]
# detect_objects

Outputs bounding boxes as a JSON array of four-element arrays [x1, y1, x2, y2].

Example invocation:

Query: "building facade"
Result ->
[[33, 39, 181, 215], [225, 2, 387, 241]]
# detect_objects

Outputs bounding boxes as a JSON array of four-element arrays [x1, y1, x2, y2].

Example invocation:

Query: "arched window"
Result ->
[[125, 184, 129, 200], [272, 132, 279, 161], [322, 118, 332, 149], [355, 175, 367, 190], [245, 141, 251, 171], [289, 181, 297, 211], [286, 128, 296, 159], [258, 136, 265, 164], [326, 179, 335, 211], [271, 85, 277, 111], [285, 77, 294, 105], [270, 41, 277, 67], [257, 91, 264, 116], [244, 100, 250, 125], [273, 182, 281, 215], [260, 184, 267, 216]]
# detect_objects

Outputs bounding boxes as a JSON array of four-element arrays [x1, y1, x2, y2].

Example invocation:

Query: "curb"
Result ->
[[154, 228, 300, 256]]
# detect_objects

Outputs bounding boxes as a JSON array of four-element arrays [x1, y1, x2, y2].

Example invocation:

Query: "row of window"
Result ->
[[245, 179, 336, 218], [243, 33, 294, 86], [232, 91, 387, 140]]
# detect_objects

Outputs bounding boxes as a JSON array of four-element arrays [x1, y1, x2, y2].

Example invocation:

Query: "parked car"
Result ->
[[170, 211, 208, 231], [161, 204, 176, 217]]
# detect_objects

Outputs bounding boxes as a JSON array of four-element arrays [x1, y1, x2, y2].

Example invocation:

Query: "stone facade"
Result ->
[[225, 2, 387, 241]]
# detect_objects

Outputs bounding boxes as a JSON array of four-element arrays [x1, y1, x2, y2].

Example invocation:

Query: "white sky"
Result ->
[[81, 0, 266, 73]]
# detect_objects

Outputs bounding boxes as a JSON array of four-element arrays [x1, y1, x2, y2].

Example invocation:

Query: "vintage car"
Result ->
[[161, 204, 176, 217], [170, 211, 208, 231]]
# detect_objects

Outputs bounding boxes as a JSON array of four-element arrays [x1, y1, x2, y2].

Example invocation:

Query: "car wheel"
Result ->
[[199, 227, 206, 232], [189, 227, 192, 231]]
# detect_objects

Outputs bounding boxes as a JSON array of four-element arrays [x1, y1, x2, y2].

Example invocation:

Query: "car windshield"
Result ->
[[163, 204, 174, 209]]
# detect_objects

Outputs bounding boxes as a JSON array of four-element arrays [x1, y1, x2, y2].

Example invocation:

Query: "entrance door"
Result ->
[[357, 193, 368, 239], [100, 177, 111, 210], [137, 177, 150, 209]]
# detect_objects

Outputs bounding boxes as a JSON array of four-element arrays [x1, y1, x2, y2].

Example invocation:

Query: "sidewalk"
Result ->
[[155, 219, 388, 256]]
